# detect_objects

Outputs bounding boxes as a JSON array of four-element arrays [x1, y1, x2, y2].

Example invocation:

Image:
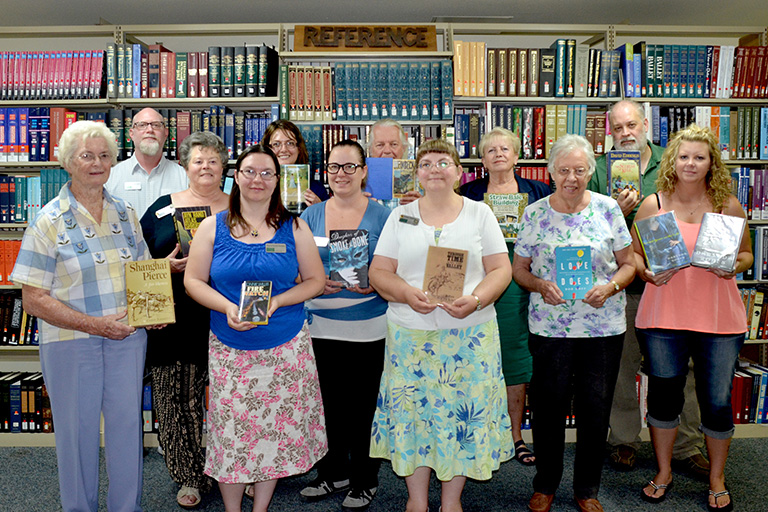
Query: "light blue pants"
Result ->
[[40, 331, 147, 512]]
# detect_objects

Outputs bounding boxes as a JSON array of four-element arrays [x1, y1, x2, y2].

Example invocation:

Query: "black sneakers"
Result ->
[[299, 478, 351, 502]]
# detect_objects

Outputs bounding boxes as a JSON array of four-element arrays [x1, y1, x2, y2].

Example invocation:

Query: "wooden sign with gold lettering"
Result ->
[[294, 25, 438, 52]]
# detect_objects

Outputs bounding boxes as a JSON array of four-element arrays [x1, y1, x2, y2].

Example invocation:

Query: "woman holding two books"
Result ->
[[184, 144, 327, 512], [633, 125, 751, 512], [513, 134, 635, 512], [369, 139, 514, 512], [139, 131, 230, 508]]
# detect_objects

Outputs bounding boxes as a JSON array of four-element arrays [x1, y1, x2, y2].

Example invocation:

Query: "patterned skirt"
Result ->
[[204, 325, 328, 483], [370, 319, 514, 481]]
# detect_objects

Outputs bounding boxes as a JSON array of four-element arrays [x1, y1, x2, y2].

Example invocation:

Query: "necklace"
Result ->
[[686, 195, 706, 216], [249, 219, 267, 238]]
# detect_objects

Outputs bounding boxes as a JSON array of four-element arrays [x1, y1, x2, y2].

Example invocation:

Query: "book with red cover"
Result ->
[[148, 44, 170, 98], [187, 51, 198, 97], [198, 51, 208, 97]]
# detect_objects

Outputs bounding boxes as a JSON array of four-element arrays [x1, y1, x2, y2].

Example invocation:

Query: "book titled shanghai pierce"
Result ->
[[555, 246, 592, 300]]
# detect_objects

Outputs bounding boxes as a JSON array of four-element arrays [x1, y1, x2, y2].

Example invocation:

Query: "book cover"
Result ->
[[422, 246, 468, 304], [483, 193, 529, 242], [364, 157, 394, 200], [606, 150, 642, 199], [173, 205, 211, 258], [555, 246, 592, 300], [392, 159, 416, 198], [125, 258, 175, 327], [691, 212, 746, 272], [329, 229, 370, 288], [280, 163, 309, 213], [634, 211, 691, 273], [238, 280, 271, 325]]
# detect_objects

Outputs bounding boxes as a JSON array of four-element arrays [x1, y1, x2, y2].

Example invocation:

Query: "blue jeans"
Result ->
[[638, 328, 744, 440]]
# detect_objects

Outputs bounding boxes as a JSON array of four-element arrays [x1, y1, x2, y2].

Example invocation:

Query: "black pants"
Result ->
[[528, 333, 624, 499], [312, 337, 385, 490]]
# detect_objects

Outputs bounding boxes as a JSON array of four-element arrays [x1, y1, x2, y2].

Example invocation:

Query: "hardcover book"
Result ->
[[422, 246, 468, 304], [606, 150, 642, 200], [237, 280, 272, 325], [280, 164, 310, 213], [173, 205, 211, 257], [634, 211, 691, 273], [125, 259, 175, 327], [555, 246, 592, 300], [329, 229, 370, 288], [691, 212, 746, 272], [483, 192, 529, 242]]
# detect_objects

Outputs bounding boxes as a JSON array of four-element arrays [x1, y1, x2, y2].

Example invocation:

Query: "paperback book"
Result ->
[[392, 159, 416, 198], [328, 229, 370, 288], [691, 212, 746, 272], [173, 205, 211, 257], [281, 164, 310, 213], [364, 157, 394, 200], [237, 280, 272, 325], [555, 246, 592, 300], [422, 246, 468, 304], [125, 259, 175, 327], [606, 150, 641, 200], [634, 211, 691, 273], [483, 192, 529, 241]]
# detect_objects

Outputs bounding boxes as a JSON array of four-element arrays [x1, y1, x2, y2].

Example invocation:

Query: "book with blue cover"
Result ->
[[555, 246, 592, 300], [634, 211, 691, 273]]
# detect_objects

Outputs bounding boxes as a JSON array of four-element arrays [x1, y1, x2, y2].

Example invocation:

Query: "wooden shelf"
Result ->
[[116, 97, 280, 108], [454, 96, 620, 104]]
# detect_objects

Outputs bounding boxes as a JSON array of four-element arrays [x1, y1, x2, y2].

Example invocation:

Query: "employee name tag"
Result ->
[[399, 215, 419, 226], [124, 181, 142, 191], [155, 205, 175, 218], [265, 243, 287, 253], [313, 236, 329, 247]]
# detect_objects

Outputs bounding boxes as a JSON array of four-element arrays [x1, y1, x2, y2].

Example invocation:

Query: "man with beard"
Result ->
[[107, 108, 188, 217], [588, 100, 710, 480]]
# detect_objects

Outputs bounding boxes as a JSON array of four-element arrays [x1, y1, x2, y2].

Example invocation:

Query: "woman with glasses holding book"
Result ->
[[139, 131, 230, 508], [184, 144, 327, 512], [513, 134, 635, 512], [298, 140, 391, 509], [369, 139, 513, 512], [633, 125, 751, 512]]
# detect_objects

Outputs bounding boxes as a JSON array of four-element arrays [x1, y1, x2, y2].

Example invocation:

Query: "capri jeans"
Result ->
[[638, 328, 744, 440]]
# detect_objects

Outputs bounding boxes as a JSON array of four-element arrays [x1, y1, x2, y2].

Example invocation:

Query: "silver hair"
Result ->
[[366, 119, 409, 155], [547, 134, 596, 179], [58, 120, 119, 169], [178, 131, 229, 169]]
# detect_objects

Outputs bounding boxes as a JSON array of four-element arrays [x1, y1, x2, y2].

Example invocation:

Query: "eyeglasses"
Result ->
[[556, 167, 588, 177], [132, 121, 165, 131], [239, 169, 277, 180], [418, 160, 455, 172], [77, 152, 113, 163], [268, 141, 297, 150], [326, 163, 362, 174]]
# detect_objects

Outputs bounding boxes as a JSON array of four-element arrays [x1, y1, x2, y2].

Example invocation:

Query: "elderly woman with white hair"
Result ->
[[10, 120, 153, 512], [512, 134, 636, 512]]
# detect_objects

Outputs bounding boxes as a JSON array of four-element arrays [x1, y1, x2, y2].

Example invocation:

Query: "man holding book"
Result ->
[[367, 119, 421, 205], [107, 107, 188, 218], [588, 99, 709, 478]]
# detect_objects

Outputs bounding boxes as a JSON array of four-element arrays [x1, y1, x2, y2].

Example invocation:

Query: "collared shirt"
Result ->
[[106, 154, 188, 218], [10, 184, 150, 344]]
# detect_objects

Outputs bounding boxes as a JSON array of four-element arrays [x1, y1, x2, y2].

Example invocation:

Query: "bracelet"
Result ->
[[472, 294, 482, 311], [610, 280, 620, 292]]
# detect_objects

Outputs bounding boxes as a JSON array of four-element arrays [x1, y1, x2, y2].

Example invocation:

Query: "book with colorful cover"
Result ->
[[125, 259, 175, 327], [691, 212, 746, 272], [173, 205, 211, 257], [555, 246, 592, 300], [392, 159, 416, 198], [483, 192, 528, 242], [606, 150, 641, 199], [237, 280, 272, 325], [280, 163, 309, 213], [328, 229, 370, 288], [634, 211, 691, 273], [422, 246, 468, 304]]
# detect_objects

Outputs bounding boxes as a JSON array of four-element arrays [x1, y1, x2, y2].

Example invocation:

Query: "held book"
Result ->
[[125, 259, 175, 327], [328, 229, 370, 288], [691, 212, 746, 272], [280, 164, 310, 213], [634, 211, 691, 274], [392, 159, 416, 198], [606, 150, 641, 200], [483, 192, 529, 242], [422, 246, 468, 304], [237, 280, 272, 325], [173, 205, 211, 257], [555, 246, 592, 300]]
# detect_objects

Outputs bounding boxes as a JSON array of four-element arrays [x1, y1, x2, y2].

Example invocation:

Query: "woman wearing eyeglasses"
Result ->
[[298, 140, 391, 509], [261, 119, 329, 207], [368, 139, 514, 512], [512, 135, 635, 512], [184, 144, 327, 512]]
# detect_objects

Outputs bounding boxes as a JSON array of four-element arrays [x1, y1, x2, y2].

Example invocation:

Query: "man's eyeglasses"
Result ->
[[132, 121, 165, 131]]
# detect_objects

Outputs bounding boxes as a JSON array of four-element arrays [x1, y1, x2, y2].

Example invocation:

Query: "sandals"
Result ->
[[245, 483, 254, 499], [177, 486, 201, 509], [513, 440, 536, 466], [707, 489, 733, 512], [641, 479, 673, 503]]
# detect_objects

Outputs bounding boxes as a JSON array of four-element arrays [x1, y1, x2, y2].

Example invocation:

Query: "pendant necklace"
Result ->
[[687, 195, 706, 216], [250, 219, 267, 238]]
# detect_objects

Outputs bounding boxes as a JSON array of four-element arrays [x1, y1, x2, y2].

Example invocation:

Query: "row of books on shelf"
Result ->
[[0, 290, 38, 346], [460, 165, 551, 187], [0, 50, 105, 101], [733, 168, 768, 222], [743, 228, 768, 282], [0, 174, 43, 224], [0, 372, 50, 433]]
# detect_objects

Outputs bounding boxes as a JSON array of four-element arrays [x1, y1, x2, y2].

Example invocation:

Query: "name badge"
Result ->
[[265, 243, 287, 253], [399, 215, 419, 226], [155, 205, 175, 218], [313, 236, 329, 247], [124, 182, 142, 191]]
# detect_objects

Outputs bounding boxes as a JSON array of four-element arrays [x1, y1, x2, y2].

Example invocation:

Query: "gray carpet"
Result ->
[[2, 439, 768, 511]]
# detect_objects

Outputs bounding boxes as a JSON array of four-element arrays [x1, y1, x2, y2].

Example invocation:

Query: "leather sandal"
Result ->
[[177, 486, 201, 509]]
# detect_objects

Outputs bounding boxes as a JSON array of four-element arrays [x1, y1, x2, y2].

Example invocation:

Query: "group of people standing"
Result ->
[[10, 100, 748, 512]]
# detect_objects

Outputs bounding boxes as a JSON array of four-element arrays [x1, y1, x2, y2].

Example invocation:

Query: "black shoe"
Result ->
[[342, 486, 378, 509], [299, 477, 350, 502]]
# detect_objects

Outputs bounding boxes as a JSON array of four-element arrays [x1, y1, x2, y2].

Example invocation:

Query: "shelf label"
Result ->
[[294, 25, 437, 52]]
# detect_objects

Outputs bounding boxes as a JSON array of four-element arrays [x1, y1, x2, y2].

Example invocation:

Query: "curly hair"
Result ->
[[655, 124, 731, 213]]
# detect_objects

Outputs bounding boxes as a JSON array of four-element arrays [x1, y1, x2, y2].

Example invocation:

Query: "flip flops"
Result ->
[[641, 479, 673, 503]]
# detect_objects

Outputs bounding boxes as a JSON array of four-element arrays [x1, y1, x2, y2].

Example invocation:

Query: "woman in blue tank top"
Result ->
[[185, 144, 327, 512]]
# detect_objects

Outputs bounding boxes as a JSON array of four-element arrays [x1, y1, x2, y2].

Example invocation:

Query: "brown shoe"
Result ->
[[574, 496, 604, 512], [608, 444, 636, 471], [528, 492, 555, 512], [672, 452, 710, 481]]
